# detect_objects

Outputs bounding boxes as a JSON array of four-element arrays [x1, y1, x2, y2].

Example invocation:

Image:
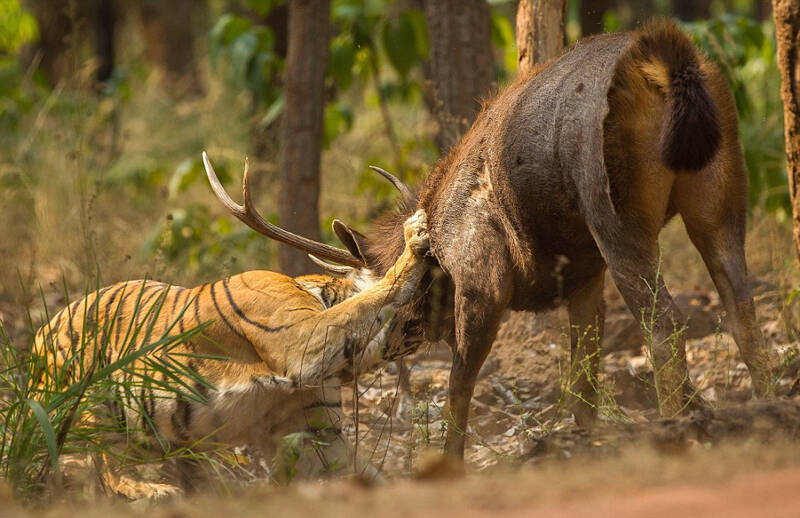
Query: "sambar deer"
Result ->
[[232, 20, 774, 459]]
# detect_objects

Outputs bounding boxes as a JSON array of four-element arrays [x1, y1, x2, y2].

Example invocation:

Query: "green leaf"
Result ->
[[230, 31, 259, 82], [209, 14, 253, 63], [25, 398, 61, 484], [329, 37, 356, 90], [787, 288, 800, 307], [323, 103, 353, 148], [490, 10, 516, 73], [404, 9, 429, 60], [381, 15, 419, 79], [490, 10, 513, 47], [258, 93, 285, 127], [0, 0, 39, 53]]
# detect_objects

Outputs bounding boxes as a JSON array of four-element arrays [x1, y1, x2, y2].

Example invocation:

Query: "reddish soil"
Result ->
[[475, 468, 800, 518]]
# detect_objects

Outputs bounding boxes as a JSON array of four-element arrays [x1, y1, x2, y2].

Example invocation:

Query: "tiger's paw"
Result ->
[[111, 476, 183, 502], [403, 209, 429, 257]]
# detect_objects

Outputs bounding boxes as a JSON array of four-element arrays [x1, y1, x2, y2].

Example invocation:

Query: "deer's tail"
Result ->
[[623, 19, 721, 171]]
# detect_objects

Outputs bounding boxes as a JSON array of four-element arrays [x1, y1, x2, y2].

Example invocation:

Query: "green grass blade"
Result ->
[[24, 398, 61, 486]]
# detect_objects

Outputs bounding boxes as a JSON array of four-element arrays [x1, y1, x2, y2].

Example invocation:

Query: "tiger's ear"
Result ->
[[332, 220, 368, 265]]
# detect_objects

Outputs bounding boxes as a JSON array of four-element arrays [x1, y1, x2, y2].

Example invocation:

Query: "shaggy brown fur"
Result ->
[[333, 19, 772, 459]]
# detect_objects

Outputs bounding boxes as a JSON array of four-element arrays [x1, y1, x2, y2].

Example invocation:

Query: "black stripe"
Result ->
[[193, 284, 205, 327], [178, 289, 190, 335], [83, 286, 111, 332], [169, 286, 186, 317], [146, 387, 156, 435], [140, 284, 165, 313], [182, 398, 192, 428], [284, 307, 318, 313], [44, 313, 63, 352], [222, 278, 291, 333], [303, 400, 342, 410], [144, 287, 169, 329], [210, 281, 250, 342], [139, 384, 148, 425], [114, 288, 134, 345], [128, 284, 160, 336], [194, 382, 209, 403], [188, 360, 210, 403], [109, 385, 126, 429], [171, 399, 191, 441], [65, 299, 81, 346], [101, 284, 126, 342]]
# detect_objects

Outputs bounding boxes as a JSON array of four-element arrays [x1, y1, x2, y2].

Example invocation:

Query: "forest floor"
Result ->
[[3, 217, 800, 516]]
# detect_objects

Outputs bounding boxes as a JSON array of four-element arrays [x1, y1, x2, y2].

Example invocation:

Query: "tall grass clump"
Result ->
[[0, 279, 212, 501]]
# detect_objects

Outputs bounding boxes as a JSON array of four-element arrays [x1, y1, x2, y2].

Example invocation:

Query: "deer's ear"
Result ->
[[332, 220, 368, 264]]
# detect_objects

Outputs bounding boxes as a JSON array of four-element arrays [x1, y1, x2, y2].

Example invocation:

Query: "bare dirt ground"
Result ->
[[4, 436, 800, 518], [2, 219, 800, 515]]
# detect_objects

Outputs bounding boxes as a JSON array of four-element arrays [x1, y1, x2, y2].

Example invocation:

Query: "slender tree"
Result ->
[[24, 0, 114, 87], [92, 0, 115, 84], [516, 0, 567, 75], [773, 0, 800, 262], [138, 0, 203, 96], [278, 0, 330, 276], [24, 0, 72, 86], [423, 0, 495, 152]]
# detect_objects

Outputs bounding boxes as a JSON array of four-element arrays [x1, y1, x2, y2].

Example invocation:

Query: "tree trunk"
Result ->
[[24, 0, 72, 86], [516, 0, 567, 75], [278, 0, 330, 276], [138, 0, 203, 97], [672, 0, 711, 21], [773, 0, 800, 263], [92, 0, 115, 84], [24, 0, 115, 88], [423, 0, 495, 152]]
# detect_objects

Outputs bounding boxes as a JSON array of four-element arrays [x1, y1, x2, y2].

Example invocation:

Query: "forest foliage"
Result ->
[[0, 0, 788, 282]]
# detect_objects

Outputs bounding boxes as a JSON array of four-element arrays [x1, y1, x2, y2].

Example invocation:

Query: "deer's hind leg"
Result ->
[[583, 148, 704, 417], [674, 160, 773, 397]]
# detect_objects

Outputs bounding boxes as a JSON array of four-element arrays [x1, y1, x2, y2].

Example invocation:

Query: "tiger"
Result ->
[[31, 155, 431, 500]]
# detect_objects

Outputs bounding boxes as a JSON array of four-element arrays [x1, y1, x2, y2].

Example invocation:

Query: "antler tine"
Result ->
[[241, 156, 256, 214], [202, 152, 364, 267], [308, 254, 354, 276], [204, 151, 245, 217], [368, 165, 416, 208]]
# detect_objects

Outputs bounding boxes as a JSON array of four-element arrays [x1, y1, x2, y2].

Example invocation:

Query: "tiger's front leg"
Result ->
[[379, 208, 430, 307], [282, 209, 429, 385]]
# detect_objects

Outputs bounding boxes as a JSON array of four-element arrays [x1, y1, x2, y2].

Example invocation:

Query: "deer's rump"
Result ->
[[424, 21, 723, 310]]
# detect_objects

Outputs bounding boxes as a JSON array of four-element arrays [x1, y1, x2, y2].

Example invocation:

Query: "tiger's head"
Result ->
[[203, 153, 438, 364]]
